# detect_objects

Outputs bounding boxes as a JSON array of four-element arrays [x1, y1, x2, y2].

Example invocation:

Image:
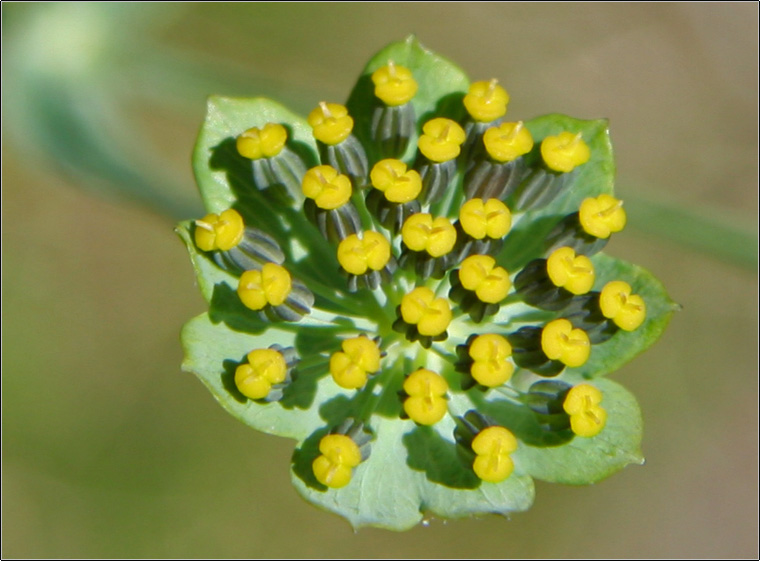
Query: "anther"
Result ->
[[312, 433, 362, 488], [463, 80, 510, 123], [399, 287, 452, 337], [329, 335, 382, 390], [482, 121, 534, 163], [540, 131, 591, 173], [458, 254, 511, 304], [194, 209, 245, 252], [541, 319, 591, 368], [370, 62, 417, 159], [563, 384, 607, 437], [579, 194, 627, 239], [302, 165, 353, 210], [471, 426, 518, 483], [402, 368, 449, 425], [236, 124, 307, 201], [234, 345, 296, 402], [599, 280, 646, 331], [468, 334, 514, 387], [401, 213, 457, 258], [370, 159, 422, 203], [546, 247, 595, 295], [459, 198, 511, 241]]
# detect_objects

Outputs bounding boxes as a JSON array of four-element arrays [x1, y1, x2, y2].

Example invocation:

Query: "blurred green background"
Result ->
[[3, 3, 757, 557]]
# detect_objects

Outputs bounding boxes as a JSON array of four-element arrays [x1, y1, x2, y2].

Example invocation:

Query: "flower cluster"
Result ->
[[179, 37, 673, 530]]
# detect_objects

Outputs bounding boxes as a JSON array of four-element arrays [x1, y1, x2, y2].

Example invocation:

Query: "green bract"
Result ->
[[178, 36, 675, 530]]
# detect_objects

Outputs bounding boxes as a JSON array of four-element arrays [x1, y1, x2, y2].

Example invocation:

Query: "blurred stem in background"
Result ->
[[3, 3, 756, 268]]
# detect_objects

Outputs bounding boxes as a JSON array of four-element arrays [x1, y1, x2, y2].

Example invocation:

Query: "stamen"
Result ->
[[598, 199, 624, 217], [485, 78, 498, 100], [436, 123, 451, 143]]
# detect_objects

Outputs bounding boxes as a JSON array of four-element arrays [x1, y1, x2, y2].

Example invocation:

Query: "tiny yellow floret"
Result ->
[[236, 123, 288, 160], [600, 280, 646, 331], [312, 434, 362, 488], [482, 121, 534, 163], [371, 61, 418, 106], [301, 165, 353, 210], [471, 425, 518, 483], [308, 102, 354, 145], [194, 208, 245, 252], [370, 159, 422, 203], [417, 118, 466, 163], [234, 348, 287, 400], [541, 319, 591, 368], [237, 263, 292, 310], [403, 368, 449, 425], [459, 255, 511, 304], [563, 384, 607, 437], [401, 213, 457, 257], [546, 247, 595, 295], [469, 334, 514, 387], [459, 198, 512, 240], [579, 194, 627, 239], [541, 131, 591, 173], [329, 335, 382, 390], [400, 287, 452, 336], [337, 231, 391, 276], [463, 79, 510, 122]]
